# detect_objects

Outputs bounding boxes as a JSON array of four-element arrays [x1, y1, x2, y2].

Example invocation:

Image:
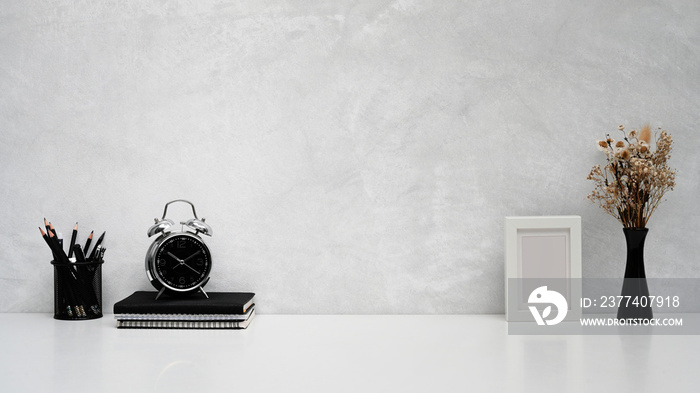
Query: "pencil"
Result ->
[[48, 230, 68, 263], [39, 227, 57, 260], [84, 231, 94, 256], [89, 231, 105, 260], [44, 218, 51, 238], [68, 223, 78, 258], [39, 226, 50, 245]]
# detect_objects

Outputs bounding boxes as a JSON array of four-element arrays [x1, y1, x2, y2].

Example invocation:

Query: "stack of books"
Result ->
[[113, 291, 255, 329]]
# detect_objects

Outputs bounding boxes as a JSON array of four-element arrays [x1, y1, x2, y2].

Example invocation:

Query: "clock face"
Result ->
[[153, 234, 212, 291]]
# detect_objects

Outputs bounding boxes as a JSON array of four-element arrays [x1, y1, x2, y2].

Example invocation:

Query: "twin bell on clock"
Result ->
[[145, 199, 213, 300]]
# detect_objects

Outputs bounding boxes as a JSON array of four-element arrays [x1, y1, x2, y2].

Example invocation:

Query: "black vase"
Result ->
[[617, 227, 653, 320]]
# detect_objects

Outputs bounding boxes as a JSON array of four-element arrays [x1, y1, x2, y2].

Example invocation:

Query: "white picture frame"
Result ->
[[505, 216, 582, 322]]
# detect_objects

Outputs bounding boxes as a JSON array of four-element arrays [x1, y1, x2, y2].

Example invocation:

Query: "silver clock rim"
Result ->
[[145, 231, 212, 294]]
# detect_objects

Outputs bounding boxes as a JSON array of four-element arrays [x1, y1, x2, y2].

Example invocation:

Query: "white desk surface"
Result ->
[[1, 313, 699, 393]]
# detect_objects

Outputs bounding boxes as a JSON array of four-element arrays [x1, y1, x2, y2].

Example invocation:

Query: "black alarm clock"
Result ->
[[145, 200, 213, 300]]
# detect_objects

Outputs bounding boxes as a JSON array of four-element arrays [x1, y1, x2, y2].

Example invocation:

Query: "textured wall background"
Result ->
[[1, 0, 699, 314]]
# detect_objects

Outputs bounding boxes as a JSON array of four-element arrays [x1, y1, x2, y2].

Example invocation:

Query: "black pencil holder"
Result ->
[[51, 259, 103, 320]]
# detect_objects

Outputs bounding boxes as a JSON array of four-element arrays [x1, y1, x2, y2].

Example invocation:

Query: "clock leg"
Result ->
[[198, 287, 209, 299], [154, 287, 166, 300]]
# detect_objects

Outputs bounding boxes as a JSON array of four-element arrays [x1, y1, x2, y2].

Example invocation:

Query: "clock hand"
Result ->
[[182, 250, 202, 264], [181, 262, 200, 275], [166, 251, 183, 263], [166, 251, 185, 268]]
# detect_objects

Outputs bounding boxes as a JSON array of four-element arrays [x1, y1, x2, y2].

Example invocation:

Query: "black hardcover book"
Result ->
[[113, 291, 255, 315]]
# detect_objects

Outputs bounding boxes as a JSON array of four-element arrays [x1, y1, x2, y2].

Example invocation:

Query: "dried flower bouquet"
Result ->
[[587, 124, 676, 228]]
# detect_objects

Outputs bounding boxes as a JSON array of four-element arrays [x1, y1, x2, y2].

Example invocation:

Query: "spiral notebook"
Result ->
[[116, 309, 256, 329]]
